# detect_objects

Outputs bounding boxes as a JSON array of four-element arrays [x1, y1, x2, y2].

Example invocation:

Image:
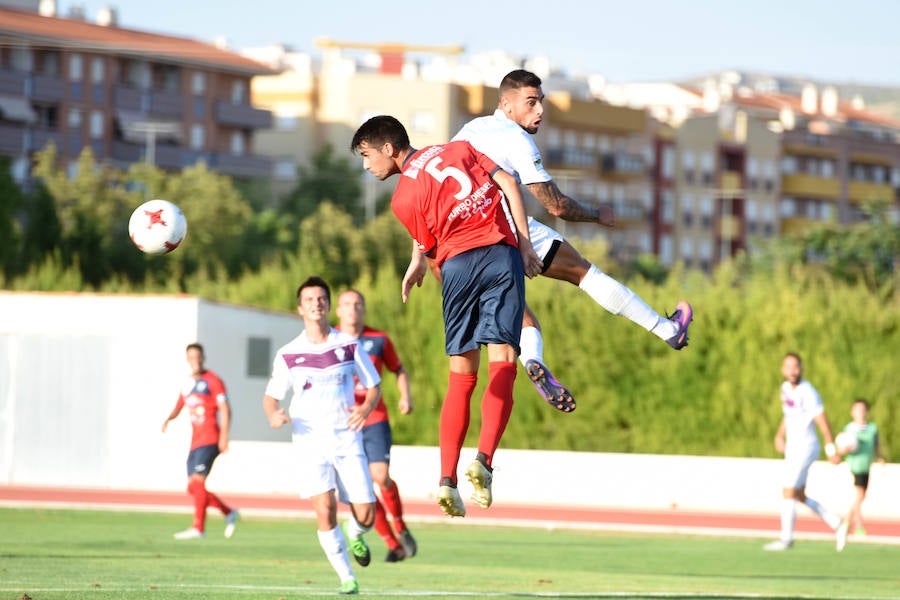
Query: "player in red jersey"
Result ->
[[351, 115, 542, 518], [162, 343, 238, 540], [337, 289, 417, 562]]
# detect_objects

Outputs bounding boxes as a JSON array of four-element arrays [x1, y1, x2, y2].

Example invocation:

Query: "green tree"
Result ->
[[281, 144, 364, 225], [0, 158, 22, 279]]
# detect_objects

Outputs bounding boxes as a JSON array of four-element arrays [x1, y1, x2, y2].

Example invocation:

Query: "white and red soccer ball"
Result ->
[[128, 199, 187, 254]]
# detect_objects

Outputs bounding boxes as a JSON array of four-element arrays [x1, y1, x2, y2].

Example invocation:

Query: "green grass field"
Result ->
[[1, 508, 898, 600]]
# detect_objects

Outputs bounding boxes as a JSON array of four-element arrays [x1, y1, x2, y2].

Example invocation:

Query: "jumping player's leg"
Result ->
[[528, 217, 692, 349]]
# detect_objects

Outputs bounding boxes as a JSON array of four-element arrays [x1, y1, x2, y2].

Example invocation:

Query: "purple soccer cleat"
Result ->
[[525, 360, 576, 413], [665, 301, 693, 350]]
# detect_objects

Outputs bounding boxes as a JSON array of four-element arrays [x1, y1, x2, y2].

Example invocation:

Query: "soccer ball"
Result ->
[[835, 431, 859, 456], [128, 199, 187, 254]]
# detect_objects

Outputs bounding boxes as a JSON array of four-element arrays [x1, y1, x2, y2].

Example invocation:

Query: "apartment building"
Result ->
[[0, 2, 274, 182], [602, 74, 900, 268]]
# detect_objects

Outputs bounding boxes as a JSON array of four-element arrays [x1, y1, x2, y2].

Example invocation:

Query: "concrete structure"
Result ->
[[0, 2, 275, 182], [0, 292, 301, 490]]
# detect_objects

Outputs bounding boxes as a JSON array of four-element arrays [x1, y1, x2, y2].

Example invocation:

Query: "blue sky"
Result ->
[[63, 0, 900, 86]]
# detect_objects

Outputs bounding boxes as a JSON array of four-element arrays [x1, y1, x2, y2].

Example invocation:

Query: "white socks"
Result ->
[[578, 265, 677, 341], [518, 326, 543, 366], [317, 526, 354, 583], [804, 497, 841, 530], [344, 515, 371, 539], [779, 499, 796, 542]]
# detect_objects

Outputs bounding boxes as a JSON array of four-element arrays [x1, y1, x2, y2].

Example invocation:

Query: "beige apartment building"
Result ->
[[0, 2, 274, 182]]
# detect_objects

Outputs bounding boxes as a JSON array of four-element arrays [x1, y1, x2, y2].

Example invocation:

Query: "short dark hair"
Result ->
[[784, 352, 802, 364], [852, 398, 870, 409], [340, 288, 365, 307], [297, 276, 331, 305], [186, 342, 204, 354], [350, 115, 410, 154], [499, 69, 543, 97]]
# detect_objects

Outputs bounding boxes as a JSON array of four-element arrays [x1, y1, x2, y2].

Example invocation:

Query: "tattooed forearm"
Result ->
[[526, 181, 600, 222]]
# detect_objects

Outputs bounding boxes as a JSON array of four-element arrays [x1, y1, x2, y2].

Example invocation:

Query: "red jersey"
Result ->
[[175, 370, 228, 450], [391, 140, 518, 267], [353, 326, 403, 427]]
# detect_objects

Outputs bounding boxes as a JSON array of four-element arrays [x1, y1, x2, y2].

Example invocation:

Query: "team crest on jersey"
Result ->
[[534, 157, 542, 167], [195, 380, 208, 393], [334, 347, 346, 362], [364, 340, 374, 352]]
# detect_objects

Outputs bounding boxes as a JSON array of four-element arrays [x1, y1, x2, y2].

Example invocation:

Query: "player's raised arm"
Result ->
[[493, 168, 542, 277], [525, 180, 615, 227]]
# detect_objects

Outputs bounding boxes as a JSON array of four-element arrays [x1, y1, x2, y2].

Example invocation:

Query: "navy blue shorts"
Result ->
[[362, 420, 392, 464], [186, 443, 220, 477], [440, 244, 525, 356]]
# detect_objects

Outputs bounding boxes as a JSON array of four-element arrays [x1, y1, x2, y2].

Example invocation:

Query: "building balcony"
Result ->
[[718, 214, 741, 239], [148, 90, 185, 118], [215, 101, 272, 129], [848, 181, 894, 204], [28, 75, 65, 102], [600, 153, 646, 180], [720, 171, 742, 196], [0, 69, 26, 96], [781, 174, 840, 199], [29, 128, 61, 153], [779, 217, 818, 235], [612, 200, 649, 226], [0, 122, 25, 154], [210, 152, 272, 178], [113, 85, 143, 111], [543, 147, 594, 171]]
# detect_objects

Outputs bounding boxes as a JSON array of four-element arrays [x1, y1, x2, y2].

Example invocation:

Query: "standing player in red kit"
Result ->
[[351, 115, 542, 517], [162, 343, 238, 539], [337, 289, 417, 562]]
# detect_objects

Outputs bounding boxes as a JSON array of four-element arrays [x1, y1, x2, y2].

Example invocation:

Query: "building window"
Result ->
[[700, 152, 714, 184], [661, 146, 674, 179], [411, 111, 435, 134], [39, 51, 60, 77], [821, 159, 834, 178], [680, 237, 694, 260], [661, 190, 674, 224], [68, 108, 82, 129], [191, 72, 206, 96], [682, 150, 695, 184], [190, 124, 204, 150], [781, 155, 797, 174], [89, 110, 104, 138], [11, 47, 33, 72], [660, 234, 673, 266], [230, 130, 245, 156], [91, 57, 105, 84], [274, 114, 297, 130], [274, 159, 296, 179], [681, 192, 694, 227], [873, 166, 886, 184], [68, 53, 83, 82], [231, 80, 246, 104], [780, 197, 797, 218], [246, 337, 272, 378]]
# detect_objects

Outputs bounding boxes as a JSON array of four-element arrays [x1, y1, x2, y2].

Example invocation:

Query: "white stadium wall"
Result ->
[[1, 292, 898, 519]]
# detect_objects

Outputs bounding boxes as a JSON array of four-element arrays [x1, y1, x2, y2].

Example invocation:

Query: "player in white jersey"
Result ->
[[763, 352, 848, 552], [263, 276, 382, 595], [405, 69, 693, 414]]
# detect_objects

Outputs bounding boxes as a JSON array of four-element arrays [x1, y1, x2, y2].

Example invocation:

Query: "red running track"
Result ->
[[3, 485, 900, 542]]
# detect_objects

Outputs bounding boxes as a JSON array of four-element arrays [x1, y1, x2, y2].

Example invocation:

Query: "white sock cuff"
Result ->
[[345, 515, 370, 539], [518, 326, 543, 365]]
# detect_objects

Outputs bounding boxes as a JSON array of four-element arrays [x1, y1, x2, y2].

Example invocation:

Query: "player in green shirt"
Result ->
[[840, 399, 885, 536]]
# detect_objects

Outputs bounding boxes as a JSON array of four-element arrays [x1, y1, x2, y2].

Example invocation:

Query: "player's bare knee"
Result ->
[[522, 304, 540, 329]]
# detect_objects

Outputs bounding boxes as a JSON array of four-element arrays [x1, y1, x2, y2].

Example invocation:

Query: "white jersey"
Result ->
[[780, 379, 824, 455], [265, 328, 381, 437], [452, 109, 552, 185]]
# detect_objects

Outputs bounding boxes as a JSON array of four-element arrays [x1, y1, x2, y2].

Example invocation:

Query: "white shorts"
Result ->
[[527, 217, 565, 263], [292, 432, 376, 504], [782, 445, 819, 489]]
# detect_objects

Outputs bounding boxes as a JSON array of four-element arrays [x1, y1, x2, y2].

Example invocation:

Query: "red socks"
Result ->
[[379, 480, 406, 532], [440, 371, 478, 485], [373, 498, 401, 549], [477, 362, 516, 467], [187, 478, 231, 532]]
